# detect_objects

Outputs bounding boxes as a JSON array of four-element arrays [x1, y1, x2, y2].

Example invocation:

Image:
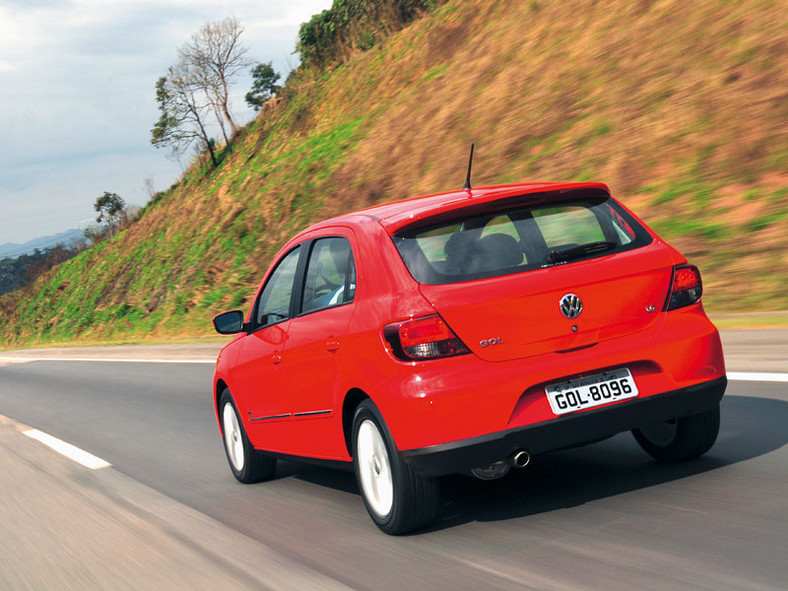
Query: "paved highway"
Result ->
[[0, 340, 785, 589]]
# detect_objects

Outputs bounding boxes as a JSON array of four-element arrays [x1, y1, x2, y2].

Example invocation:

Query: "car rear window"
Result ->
[[392, 191, 652, 285]]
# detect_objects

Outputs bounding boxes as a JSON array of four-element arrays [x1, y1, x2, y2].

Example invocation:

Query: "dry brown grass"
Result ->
[[1, 0, 786, 345], [327, 0, 786, 201]]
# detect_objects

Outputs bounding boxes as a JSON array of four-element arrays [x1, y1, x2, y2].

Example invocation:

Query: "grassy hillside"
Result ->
[[1, 0, 786, 346]]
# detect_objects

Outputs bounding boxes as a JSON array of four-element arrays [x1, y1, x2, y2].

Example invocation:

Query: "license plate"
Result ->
[[545, 368, 638, 415]]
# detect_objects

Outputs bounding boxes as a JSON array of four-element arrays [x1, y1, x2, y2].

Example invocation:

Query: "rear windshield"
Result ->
[[392, 192, 652, 285]]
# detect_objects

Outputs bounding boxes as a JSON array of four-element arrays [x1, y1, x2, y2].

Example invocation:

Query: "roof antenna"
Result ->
[[462, 143, 475, 191]]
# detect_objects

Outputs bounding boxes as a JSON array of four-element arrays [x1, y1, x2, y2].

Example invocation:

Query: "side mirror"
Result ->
[[213, 310, 246, 335]]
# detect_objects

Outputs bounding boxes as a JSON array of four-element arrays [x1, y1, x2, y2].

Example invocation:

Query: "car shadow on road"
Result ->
[[276, 395, 786, 533], [426, 394, 786, 532]]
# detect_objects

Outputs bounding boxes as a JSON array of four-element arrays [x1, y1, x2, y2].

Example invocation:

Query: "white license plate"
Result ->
[[545, 368, 638, 415]]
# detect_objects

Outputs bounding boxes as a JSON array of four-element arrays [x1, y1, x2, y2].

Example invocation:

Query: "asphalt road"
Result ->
[[0, 349, 786, 588]]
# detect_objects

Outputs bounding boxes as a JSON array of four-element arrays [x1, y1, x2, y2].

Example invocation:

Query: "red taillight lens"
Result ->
[[383, 315, 470, 361], [665, 264, 703, 310]]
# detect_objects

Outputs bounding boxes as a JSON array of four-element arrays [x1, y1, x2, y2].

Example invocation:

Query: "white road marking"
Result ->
[[22, 429, 111, 469], [0, 358, 33, 367], [727, 372, 788, 383], [0, 356, 214, 364], [1, 356, 785, 381]]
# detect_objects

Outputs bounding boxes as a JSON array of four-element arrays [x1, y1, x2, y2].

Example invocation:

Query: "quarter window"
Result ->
[[301, 237, 356, 314], [256, 246, 301, 327]]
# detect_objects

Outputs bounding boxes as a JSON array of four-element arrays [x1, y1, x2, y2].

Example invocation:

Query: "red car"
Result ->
[[212, 181, 726, 534]]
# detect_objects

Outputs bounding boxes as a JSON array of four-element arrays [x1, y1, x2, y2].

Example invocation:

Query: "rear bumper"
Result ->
[[400, 375, 726, 476]]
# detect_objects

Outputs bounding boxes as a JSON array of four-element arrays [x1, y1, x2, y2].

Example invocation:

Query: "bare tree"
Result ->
[[150, 63, 218, 167], [142, 176, 156, 200], [178, 17, 250, 139]]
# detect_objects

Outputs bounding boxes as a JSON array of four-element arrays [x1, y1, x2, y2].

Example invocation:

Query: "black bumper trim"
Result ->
[[400, 376, 727, 477]]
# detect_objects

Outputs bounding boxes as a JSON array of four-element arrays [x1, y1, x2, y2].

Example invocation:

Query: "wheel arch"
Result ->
[[215, 379, 229, 434], [342, 388, 371, 457]]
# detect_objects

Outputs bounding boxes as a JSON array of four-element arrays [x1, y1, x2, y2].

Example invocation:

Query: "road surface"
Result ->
[[0, 332, 785, 589]]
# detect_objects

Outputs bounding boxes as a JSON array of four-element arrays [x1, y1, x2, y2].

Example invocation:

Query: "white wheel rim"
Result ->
[[223, 402, 245, 472], [357, 419, 393, 518], [640, 419, 678, 447]]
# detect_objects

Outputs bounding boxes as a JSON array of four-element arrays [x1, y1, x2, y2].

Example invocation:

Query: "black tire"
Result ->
[[219, 389, 276, 483], [352, 400, 439, 535], [633, 404, 720, 462]]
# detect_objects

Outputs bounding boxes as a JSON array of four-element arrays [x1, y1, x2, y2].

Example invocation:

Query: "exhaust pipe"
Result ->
[[471, 450, 531, 480], [509, 450, 531, 468], [471, 461, 510, 480]]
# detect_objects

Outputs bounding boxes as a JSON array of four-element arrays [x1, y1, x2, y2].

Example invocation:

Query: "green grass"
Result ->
[[709, 311, 788, 329], [421, 63, 449, 82], [1, 0, 785, 346], [744, 210, 788, 233], [653, 216, 730, 242]]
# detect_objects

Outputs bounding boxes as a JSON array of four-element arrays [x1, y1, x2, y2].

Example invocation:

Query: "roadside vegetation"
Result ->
[[0, 246, 84, 299], [0, 0, 785, 346]]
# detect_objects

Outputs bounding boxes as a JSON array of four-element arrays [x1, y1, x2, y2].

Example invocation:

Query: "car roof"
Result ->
[[308, 181, 610, 235]]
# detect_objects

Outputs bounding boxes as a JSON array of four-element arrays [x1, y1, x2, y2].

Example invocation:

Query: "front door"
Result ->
[[279, 235, 357, 458], [234, 245, 301, 452]]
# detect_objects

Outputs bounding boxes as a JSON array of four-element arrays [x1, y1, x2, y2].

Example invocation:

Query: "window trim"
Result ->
[[251, 244, 306, 333], [295, 236, 357, 319], [250, 235, 358, 332]]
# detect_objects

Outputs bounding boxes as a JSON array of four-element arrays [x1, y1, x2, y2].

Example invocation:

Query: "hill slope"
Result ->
[[1, 0, 786, 346]]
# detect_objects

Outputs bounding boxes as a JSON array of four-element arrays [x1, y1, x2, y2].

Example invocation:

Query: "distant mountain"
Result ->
[[0, 228, 85, 260]]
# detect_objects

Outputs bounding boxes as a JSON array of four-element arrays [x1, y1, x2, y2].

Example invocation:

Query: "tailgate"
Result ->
[[420, 244, 674, 361]]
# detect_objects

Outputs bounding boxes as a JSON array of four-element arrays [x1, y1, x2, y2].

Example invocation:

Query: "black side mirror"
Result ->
[[213, 310, 246, 335]]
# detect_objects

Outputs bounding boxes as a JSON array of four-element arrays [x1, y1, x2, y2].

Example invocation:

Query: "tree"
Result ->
[[245, 62, 281, 111], [152, 18, 252, 167], [142, 176, 156, 200], [296, 1, 438, 69], [151, 67, 218, 167], [0, 245, 82, 298], [94, 192, 126, 237], [178, 17, 250, 139]]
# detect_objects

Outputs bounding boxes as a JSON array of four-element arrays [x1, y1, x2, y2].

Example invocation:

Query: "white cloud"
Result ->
[[0, 0, 332, 244]]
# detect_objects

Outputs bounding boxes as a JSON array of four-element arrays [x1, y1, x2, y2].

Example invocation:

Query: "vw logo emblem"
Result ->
[[560, 293, 583, 319]]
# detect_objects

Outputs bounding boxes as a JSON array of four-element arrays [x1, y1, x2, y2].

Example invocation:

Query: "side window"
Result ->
[[481, 215, 528, 265], [301, 237, 356, 314], [607, 204, 637, 244], [533, 206, 605, 248], [256, 246, 301, 327], [480, 215, 519, 242], [415, 224, 461, 263]]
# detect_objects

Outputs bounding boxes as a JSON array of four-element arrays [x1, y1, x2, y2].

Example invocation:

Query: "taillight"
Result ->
[[383, 314, 470, 361], [665, 264, 703, 310]]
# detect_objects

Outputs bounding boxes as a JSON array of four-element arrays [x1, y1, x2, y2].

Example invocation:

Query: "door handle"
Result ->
[[272, 353, 282, 365], [325, 339, 340, 352]]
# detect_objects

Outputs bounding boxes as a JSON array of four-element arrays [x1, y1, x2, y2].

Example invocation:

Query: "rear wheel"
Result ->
[[220, 389, 276, 483], [633, 404, 720, 462], [352, 400, 439, 534]]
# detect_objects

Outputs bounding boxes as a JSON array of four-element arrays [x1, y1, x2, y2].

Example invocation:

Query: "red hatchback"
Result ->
[[212, 182, 726, 534]]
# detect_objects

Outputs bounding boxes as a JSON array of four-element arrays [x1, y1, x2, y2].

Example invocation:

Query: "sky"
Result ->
[[0, 0, 333, 245]]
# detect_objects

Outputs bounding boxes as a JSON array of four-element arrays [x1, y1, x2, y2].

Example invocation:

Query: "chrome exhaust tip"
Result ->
[[510, 450, 531, 468]]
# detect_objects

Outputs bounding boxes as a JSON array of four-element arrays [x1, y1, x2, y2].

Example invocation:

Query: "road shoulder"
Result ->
[[1, 329, 786, 373], [0, 413, 348, 590]]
